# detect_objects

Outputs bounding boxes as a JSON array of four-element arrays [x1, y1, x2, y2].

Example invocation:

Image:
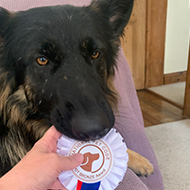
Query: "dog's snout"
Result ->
[[78, 127, 110, 141], [96, 128, 110, 138], [71, 113, 112, 141]]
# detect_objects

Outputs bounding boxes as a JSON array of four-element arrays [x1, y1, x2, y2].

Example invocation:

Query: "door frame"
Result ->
[[145, 0, 168, 88]]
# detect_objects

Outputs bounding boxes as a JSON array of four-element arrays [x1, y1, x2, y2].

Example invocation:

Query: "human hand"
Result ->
[[0, 126, 84, 190]]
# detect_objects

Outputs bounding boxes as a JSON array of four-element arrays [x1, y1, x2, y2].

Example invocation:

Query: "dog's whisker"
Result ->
[[68, 15, 72, 21], [63, 76, 68, 80]]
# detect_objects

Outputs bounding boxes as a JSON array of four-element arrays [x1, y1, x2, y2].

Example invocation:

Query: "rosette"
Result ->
[[57, 128, 128, 190]]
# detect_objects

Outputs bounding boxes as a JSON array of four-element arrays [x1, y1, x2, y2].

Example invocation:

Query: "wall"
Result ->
[[164, 0, 190, 74]]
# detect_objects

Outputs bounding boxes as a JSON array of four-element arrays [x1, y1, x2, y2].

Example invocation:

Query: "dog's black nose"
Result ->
[[78, 127, 110, 140], [71, 113, 111, 141]]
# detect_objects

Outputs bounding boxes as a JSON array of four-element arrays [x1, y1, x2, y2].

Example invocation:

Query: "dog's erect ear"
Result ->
[[0, 7, 11, 39], [90, 0, 134, 37]]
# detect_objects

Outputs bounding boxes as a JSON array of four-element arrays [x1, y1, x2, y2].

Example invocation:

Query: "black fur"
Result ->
[[0, 0, 133, 176]]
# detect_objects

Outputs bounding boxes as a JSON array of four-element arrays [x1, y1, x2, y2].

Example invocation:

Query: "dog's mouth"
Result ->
[[50, 100, 115, 141]]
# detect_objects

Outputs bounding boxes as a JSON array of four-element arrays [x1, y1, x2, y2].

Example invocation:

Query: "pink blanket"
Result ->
[[0, 0, 164, 189]]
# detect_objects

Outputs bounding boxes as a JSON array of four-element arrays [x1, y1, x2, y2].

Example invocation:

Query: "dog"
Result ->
[[0, 0, 153, 178]]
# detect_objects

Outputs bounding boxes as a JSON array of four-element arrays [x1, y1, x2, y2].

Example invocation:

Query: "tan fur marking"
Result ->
[[25, 119, 49, 141], [0, 72, 15, 114], [127, 149, 154, 176], [6, 86, 28, 124], [90, 1, 100, 12], [3, 131, 28, 166]]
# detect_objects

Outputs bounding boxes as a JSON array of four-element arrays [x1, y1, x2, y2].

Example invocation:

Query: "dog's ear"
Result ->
[[90, 0, 134, 37], [0, 7, 11, 40]]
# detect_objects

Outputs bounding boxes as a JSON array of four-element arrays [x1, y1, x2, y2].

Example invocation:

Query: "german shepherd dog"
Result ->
[[0, 0, 153, 178]]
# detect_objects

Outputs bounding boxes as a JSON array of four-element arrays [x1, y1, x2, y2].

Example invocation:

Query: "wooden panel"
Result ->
[[183, 43, 190, 116], [146, 0, 168, 88], [121, 0, 146, 90], [164, 71, 187, 85]]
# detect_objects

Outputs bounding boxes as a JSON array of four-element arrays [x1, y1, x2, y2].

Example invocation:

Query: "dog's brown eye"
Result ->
[[91, 51, 100, 59], [36, 57, 49, 65]]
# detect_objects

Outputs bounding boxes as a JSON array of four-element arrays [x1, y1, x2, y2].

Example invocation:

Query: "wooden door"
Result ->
[[121, 0, 146, 90], [121, 0, 167, 90], [146, 0, 167, 88]]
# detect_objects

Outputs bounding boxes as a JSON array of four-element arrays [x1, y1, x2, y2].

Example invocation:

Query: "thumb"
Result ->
[[59, 153, 84, 171]]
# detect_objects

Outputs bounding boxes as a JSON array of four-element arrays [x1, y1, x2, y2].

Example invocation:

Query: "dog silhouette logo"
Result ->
[[70, 140, 113, 183], [81, 152, 99, 172]]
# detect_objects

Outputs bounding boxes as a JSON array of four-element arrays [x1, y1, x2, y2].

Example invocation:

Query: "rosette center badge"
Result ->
[[57, 128, 128, 190], [70, 140, 113, 183]]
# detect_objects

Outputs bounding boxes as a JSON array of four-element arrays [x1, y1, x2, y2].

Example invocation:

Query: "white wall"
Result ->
[[164, 0, 190, 74]]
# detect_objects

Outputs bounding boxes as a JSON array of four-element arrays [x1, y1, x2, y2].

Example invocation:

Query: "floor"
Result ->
[[148, 82, 185, 107], [137, 90, 187, 127]]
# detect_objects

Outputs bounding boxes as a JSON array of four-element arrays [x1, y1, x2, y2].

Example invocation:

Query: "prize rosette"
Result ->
[[57, 128, 128, 190]]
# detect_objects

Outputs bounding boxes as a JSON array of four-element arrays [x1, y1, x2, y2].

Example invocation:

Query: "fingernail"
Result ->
[[73, 153, 84, 163]]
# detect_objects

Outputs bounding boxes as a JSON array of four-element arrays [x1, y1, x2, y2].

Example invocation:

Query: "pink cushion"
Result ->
[[0, 0, 91, 11]]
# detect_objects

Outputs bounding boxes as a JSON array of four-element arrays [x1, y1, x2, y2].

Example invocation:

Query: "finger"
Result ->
[[40, 126, 62, 152], [58, 153, 84, 172], [43, 125, 62, 142], [48, 179, 67, 190]]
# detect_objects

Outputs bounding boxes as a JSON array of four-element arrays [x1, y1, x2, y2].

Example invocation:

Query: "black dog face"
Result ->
[[0, 0, 133, 141]]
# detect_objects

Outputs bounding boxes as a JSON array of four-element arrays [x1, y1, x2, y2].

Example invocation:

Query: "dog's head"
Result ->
[[0, 0, 133, 141]]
